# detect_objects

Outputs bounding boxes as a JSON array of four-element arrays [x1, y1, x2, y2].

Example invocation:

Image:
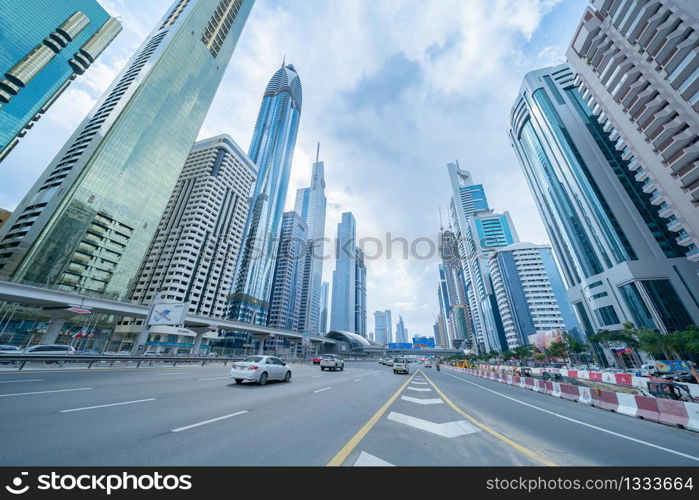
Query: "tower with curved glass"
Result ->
[[509, 64, 699, 342], [0, 0, 255, 300], [229, 62, 302, 325]]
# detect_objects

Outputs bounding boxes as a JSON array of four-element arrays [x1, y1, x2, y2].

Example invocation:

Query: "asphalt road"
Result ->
[[0, 362, 698, 466]]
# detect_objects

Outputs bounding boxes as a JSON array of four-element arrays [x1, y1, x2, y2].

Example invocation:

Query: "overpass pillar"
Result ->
[[192, 332, 204, 354], [42, 318, 67, 344], [253, 335, 267, 355]]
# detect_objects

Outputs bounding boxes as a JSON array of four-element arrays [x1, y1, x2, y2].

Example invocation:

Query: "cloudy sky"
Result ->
[[0, 0, 588, 339]]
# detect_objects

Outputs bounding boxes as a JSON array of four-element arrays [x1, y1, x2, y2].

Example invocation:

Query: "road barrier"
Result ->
[[442, 365, 698, 433], [474, 363, 699, 399]]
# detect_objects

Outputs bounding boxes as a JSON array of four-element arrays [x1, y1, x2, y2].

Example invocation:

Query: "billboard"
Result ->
[[388, 343, 413, 349], [148, 302, 189, 326], [527, 329, 563, 351]]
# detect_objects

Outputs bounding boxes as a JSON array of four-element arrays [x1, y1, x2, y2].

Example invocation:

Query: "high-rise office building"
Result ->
[[433, 315, 448, 349], [447, 163, 518, 353], [438, 228, 474, 348], [319, 281, 330, 334], [355, 248, 367, 337], [330, 212, 357, 332], [294, 145, 327, 333], [267, 211, 307, 331], [229, 62, 303, 325], [396, 316, 408, 343], [509, 64, 699, 338], [488, 242, 581, 350], [567, 0, 699, 261], [128, 135, 256, 316], [0, 1, 122, 161], [374, 309, 392, 345], [0, 0, 255, 299]]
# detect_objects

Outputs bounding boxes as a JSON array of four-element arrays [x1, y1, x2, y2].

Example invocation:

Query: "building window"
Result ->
[[640, 279, 693, 333], [593, 305, 620, 327], [618, 282, 654, 329]]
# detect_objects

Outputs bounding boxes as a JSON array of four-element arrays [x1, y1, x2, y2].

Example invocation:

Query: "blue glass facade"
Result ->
[[229, 63, 302, 325], [0, 0, 255, 299], [330, 212, 357, 332], [0, 1, 117, 160]]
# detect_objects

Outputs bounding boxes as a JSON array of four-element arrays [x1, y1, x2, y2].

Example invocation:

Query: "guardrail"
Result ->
[[0, 355, 373, 371], [0, 355, 250, 371]]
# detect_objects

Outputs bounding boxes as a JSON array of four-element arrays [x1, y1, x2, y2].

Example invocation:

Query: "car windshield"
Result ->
[[243, 356, 264, 363], [395, 358, 405, 363]]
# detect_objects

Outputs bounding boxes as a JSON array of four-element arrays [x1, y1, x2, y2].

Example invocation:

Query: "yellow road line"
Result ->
[[423, 370, 558, 467], [326, 370, 417, 466]]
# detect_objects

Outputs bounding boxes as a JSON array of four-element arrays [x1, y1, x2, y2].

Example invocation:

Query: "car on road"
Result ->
[[312, 356, 322, 365], [0, 344, 21, 364], [24, 344, 76, 355], [424, 361, 432, 368], [385, 359, 394, 367], [229, 355, 291, 385], [393, 357, 409, 375], [320, 354, 344, 371]]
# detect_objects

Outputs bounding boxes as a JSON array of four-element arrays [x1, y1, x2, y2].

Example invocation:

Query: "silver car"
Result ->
[[229, 355, 291, 385]]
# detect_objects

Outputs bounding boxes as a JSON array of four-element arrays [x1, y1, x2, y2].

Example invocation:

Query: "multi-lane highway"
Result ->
[[1, 361, 698, 466]]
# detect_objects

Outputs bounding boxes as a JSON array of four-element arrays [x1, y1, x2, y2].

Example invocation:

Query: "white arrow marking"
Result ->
[[353, 451, 395, 466], [401, 395, 444, 405], [406, 387, 431, 392], [387, 412, 480, 438]]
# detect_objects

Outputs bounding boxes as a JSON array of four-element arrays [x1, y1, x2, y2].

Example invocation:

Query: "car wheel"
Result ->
[[340, 364, 344, 371], [284, 371, 291, 382], [321, 367, 325, 371], [258, 372, 268, 386], [234, 379, 243, 384]]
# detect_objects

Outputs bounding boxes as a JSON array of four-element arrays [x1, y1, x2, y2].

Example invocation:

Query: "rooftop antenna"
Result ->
[[316, 141, 320, 164], [438, 206, 444, 231], [282, 55, 286, 67]]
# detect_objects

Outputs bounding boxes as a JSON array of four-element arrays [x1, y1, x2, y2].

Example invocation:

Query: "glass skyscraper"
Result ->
[[509, 64, 699, 340], [330, 212, 357, 333], [0, 0, 255, 300], [229, 62, 303, 325], [0, 0, 122, 161], [294, 146, 327, 333], [447, 163, 518, 353]]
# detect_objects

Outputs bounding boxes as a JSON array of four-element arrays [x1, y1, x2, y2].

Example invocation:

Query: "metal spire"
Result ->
[[316, 141, 320, 164]]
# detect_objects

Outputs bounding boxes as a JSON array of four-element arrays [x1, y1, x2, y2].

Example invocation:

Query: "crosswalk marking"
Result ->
[[353, 451, 395, 466], [401, 395, 444, 405], [387, 412, 480, 438]]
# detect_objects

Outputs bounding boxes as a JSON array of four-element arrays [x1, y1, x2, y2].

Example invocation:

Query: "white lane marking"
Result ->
[[314, 387, 333, 393], [444, 372, 699, 463], [354, 378, 363, 382], [401, 395, 444, 405], [60, 398, 156, 413], [156, 372, 191, 376], [198, 376, 230, 381], [387, 412, 480, 438], [0, 387, 92, 398], [406, 387, 431, 392], [0, 379, 43, 384], [171, 410, 248, 433], [312, 375, 323, 378], [353, 451, 395, 466], [411, 381, 428, 385]]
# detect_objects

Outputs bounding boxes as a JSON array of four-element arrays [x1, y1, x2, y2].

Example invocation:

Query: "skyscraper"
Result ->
[[0, 0, 255, 300], [488, 242, 581, 350], [438, 227, 474, 348], [396, 316, 408, 344], [567, 0, 699, 261], [374, 310, 392, 345], [319, 281, 330, 334], [509, 64, 699, 339], [0, 1, 122, 161], [128, 135, 256, 316], [229, 61, 303, 325], [267, 211, 307, 331], [355, 248, 367, 337], [447, 163, 518, 353], [330, 212, 357, 332], [294, 144, 327, 333]]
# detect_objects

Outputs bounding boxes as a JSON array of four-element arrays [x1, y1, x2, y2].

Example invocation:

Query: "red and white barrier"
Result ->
[[615, 393, 638, 418], [578, 387, 592, 405]]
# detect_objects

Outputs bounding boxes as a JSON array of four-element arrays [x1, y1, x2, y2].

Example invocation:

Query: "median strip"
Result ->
[[60, 398, 156, 413], [171, 410, 248, 433]]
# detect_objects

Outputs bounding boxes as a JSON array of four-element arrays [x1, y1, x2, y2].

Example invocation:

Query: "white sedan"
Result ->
[[229, 355, 291, 385]]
